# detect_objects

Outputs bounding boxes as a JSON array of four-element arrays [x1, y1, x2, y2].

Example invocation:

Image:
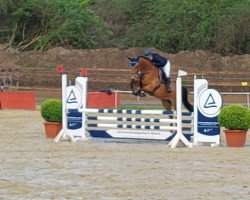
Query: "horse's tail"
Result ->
[[181, 86, 194, 112]]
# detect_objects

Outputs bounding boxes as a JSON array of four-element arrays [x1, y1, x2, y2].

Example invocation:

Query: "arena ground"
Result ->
[[1, 47, 250, 199], [0, 110, 249, 199]]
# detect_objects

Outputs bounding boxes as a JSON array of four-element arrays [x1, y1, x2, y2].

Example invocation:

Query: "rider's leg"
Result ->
[[162, 61, 172, 93]]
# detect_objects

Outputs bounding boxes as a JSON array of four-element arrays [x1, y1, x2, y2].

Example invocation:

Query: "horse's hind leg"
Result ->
[[161, 99, 172, 111], [161, 99, 175, 132]]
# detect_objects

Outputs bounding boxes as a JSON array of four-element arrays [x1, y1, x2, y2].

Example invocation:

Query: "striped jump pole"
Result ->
[[80, 108, 192, 141]]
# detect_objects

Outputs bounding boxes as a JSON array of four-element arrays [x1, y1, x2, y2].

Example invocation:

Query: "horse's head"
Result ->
[[127, 56, 141, 82], [127, 56, 153, 97], [127, 56, 152, 80]]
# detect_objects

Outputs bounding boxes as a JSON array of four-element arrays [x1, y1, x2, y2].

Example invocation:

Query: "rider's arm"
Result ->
[[152, 54, 168, 68]]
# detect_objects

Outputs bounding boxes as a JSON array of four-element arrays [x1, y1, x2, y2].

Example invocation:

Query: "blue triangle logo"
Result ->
[[67, 90, 78, 104], [204, 93, 217, 108]]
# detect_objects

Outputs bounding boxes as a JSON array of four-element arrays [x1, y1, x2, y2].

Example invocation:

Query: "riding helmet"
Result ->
[[143, 48, 153, 56]]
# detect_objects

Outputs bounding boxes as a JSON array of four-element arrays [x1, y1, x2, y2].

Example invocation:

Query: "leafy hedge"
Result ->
[[121, 0, 250, 54], [1, 0, 249, 54], [0, 0, 111, 51]]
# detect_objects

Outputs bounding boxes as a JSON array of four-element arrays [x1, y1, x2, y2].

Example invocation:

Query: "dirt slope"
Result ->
[[0, 45, 249, 92]]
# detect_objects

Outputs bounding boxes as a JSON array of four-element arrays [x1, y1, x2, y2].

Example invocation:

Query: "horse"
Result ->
[[128, 56, 193, 112]]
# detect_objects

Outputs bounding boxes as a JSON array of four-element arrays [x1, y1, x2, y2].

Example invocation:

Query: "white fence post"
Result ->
[[54, 74, 76, 142], [168, 70, 193, 148]]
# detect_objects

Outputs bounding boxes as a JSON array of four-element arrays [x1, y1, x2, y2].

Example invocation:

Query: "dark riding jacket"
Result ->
[[151, 53, 168, 68]]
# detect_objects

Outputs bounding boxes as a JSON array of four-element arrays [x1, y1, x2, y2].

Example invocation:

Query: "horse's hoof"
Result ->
[[139, 92, 146, 97], [132, 91, 139, 96]]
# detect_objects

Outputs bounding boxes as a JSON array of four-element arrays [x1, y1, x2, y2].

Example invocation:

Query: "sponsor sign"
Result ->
[[107, 129, 174, 140], [194, 79, 223, 144], [66, 84, 84, 137]]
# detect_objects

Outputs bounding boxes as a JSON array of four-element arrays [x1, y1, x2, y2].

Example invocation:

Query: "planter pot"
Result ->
[[44, 122, 62, 138], [224, 130, 247, 147]]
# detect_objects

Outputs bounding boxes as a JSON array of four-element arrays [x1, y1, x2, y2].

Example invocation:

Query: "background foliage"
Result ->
[[0, 0, 249, 54], [0, 0, 111, 51]]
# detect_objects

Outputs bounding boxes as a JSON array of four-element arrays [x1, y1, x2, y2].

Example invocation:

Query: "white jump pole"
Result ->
[[167, 70, 193, 148], [54, 74, 76, 142]]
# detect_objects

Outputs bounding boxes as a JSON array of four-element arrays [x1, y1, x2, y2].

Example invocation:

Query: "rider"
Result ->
[[143, 48, 172, 93]]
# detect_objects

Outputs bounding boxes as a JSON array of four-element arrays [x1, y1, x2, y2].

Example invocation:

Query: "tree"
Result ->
[[0, 0, 112, 51]]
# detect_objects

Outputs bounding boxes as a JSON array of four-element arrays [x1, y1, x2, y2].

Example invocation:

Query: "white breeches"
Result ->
[[162, 61, 171, 78]]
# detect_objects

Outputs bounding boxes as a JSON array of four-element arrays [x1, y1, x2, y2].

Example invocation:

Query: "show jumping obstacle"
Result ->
[[54, 70, 195, 148], [54, 69, 222, 148]]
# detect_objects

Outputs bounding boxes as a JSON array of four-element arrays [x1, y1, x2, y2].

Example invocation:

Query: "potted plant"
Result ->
[[218, 104, 250, 147], [40, 99, 62, 138]]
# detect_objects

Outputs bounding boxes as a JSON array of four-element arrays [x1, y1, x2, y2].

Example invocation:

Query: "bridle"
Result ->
[[128, 56, 162, 96], [129, 57, 145, 97]]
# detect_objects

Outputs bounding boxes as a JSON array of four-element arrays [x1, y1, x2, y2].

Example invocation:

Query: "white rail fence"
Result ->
[[121, 92, 250, 108], [220, 92, 250, 108]]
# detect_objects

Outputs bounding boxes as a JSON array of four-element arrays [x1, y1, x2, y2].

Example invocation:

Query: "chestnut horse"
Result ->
[[128, 56, 193, 112]]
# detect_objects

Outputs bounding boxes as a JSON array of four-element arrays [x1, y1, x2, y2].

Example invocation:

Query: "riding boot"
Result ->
[[165, 77, 172, 93], [162, 72, 172, 93], [166, 77, 172, 93]]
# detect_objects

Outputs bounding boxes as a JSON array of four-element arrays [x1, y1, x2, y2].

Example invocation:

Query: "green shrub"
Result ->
[[218, 104, 250, 130], [40, 99, 62, 122], [0, 0, 112, 51]]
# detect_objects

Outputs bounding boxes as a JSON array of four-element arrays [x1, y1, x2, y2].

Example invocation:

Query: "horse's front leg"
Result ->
[[131, 87, 146, 97], [141, 84, 155, 93], [137, 90, 146, 97], [130, 76, 146, 97]]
